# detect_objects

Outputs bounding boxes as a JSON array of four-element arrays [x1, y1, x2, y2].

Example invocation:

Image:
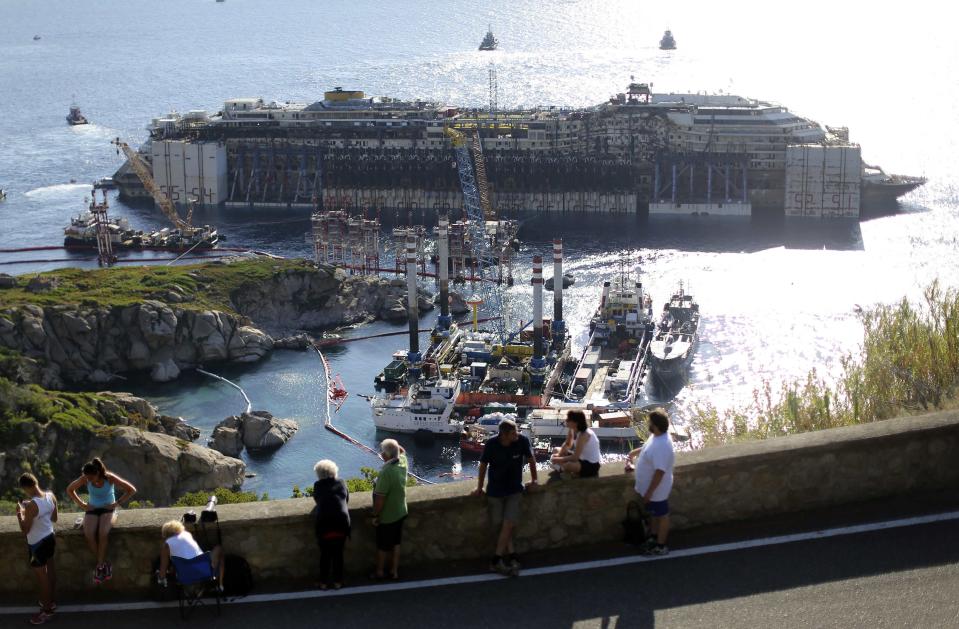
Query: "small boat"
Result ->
[[479, 25, 498, 51], [66, 104, 88, 126], [460, 421, 551, 461], [649, 284, 699, 379], [0, 189, 6, 201], [659, 30, 676, 50], [545, 273, 575, 291], [33, 35, 41, 41]]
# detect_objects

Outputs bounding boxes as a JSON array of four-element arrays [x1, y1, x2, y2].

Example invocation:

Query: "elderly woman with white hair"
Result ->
[[371, 438, 408, 580], [313, 459, 350, 590]]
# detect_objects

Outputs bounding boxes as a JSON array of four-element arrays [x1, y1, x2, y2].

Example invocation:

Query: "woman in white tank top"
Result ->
[[157, 520, 226, 588], [16, 472, 58, 624], [549, 410, 603, 478]]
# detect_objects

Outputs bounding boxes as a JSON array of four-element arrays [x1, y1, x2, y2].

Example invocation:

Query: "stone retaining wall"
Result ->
[[2, 411, 957, 601]]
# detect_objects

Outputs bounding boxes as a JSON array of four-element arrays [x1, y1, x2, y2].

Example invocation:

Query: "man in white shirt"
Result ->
[[626, 408, 675, 555]]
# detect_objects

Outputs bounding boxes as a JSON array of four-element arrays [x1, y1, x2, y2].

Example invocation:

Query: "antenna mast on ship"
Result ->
[[488, 64, 498, 117], [89, 188, 116, 267]]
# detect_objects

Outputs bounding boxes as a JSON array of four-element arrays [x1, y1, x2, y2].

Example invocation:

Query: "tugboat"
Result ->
[[66, 104, 88, 126], [545, 273, 575, 291], [659, 30, 676, 50], [479, 25, 498, 51], [649, 285, 700, 379]]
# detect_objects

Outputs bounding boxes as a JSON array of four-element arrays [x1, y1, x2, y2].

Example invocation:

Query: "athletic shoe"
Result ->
[[29, 611, 53, 625], [93, 564, 104, 585], [490, 558, 511, 575], [103, 561, 113, 581], [507, 556, 521, 577], [644, 543, 669, 556]]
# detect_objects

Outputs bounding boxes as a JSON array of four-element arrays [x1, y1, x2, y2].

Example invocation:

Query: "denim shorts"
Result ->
[[646, 499, 669, 517]]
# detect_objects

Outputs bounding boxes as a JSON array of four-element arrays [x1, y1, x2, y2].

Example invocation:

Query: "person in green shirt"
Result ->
[[371, 439, 408, 580]]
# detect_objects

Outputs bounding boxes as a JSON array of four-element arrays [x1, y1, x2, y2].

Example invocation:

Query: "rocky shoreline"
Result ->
[[0, 388, 244, 506], [0, 258, 433, 386], [0, 258, 433, 504]]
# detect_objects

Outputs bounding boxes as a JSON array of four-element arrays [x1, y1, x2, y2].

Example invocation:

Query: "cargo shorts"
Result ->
[[488, 492, 523, 527]]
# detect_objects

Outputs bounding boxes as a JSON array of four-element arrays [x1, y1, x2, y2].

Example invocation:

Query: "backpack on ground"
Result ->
[[622, 499, 650, 546], [222, 554, 254, 598]]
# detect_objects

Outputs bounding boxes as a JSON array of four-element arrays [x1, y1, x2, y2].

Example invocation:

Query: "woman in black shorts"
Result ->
[[550, 410, 602, 477]]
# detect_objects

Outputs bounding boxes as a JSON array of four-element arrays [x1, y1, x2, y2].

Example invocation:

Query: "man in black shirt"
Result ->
[[471, 419, 539, 575]]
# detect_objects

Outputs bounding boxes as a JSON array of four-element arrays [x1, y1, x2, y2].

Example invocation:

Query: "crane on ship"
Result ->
[[443, 126, 509, 341], [110, 137, 195, 230]]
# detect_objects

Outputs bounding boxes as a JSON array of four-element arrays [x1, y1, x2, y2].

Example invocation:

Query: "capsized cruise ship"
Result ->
[[115, 83, 925, 219]]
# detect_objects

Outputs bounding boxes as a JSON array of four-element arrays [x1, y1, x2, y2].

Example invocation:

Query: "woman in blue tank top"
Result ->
[[66, 458, 137, 585]]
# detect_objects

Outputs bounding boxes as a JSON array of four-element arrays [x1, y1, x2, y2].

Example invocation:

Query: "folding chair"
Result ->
[[170, 553, 222, 619]]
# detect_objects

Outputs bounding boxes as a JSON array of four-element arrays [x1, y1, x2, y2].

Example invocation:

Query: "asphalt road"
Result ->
[[16, 516, 959, 629]]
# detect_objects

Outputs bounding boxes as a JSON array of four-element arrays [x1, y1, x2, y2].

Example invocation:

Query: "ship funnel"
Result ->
[[601, 281, 611, 308], [437, 212, 451, 331], [532, 255, 544, 360], [551, 239, 565, 346], [405, 234, 420, 365]]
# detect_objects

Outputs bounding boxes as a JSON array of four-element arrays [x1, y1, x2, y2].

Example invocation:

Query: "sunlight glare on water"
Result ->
[[0, 0, 956, 494]]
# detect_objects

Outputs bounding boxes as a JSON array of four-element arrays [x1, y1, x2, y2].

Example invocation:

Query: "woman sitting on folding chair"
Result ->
[[157, 520, 225, 592]]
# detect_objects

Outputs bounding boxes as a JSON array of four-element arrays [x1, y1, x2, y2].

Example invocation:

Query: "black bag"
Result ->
[[622, 499, 650, 546], [222, 554, 254, 598]]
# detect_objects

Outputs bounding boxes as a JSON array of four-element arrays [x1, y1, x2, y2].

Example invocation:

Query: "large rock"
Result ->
[[0, 301, 278, 385], [239, 410, 298, 451], [101, 391, 158, 422], [26, 275, 57, 293], [95, 427, 246, 504], [158, 415, 201, 442], [229, 265, 418, 332], [274, 333, 312, 350], [208, 426, 244, 458], [211, 410, 298, 454], [449, 291, 471, 315], [1, 418, 244, 506], [380, 299, 409, 322], [0, 273, 16, 289], [151, 358, 180, 382]]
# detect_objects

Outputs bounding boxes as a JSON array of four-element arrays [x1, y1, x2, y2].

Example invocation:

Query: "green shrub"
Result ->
[[689, 281, 959, 447], [292, 466, 418, 498], [126, 500, 156, 510], [173, 487, 264, 507]]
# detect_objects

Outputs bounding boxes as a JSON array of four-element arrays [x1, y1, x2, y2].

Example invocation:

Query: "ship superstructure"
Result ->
[[115, 84, 925, 218]]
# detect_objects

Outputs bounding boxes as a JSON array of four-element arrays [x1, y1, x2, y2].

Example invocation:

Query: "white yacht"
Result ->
[[371, 378, 463, 435]]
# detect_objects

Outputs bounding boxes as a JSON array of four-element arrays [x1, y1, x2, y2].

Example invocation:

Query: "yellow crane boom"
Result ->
[[470, 130, 496, 221], [111, 138, 191, 230], [443, 127, 495, 221]]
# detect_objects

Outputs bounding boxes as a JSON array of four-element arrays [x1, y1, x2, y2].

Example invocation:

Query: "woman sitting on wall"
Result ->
[[65, 458, 136, 585], [549, 410, 602, 478]]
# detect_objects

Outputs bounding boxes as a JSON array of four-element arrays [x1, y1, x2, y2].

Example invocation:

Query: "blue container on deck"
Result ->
[[465, 350, 492, 364]]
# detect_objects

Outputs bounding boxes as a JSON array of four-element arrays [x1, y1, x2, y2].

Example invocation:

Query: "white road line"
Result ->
[[3, 509, 958, 615]]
